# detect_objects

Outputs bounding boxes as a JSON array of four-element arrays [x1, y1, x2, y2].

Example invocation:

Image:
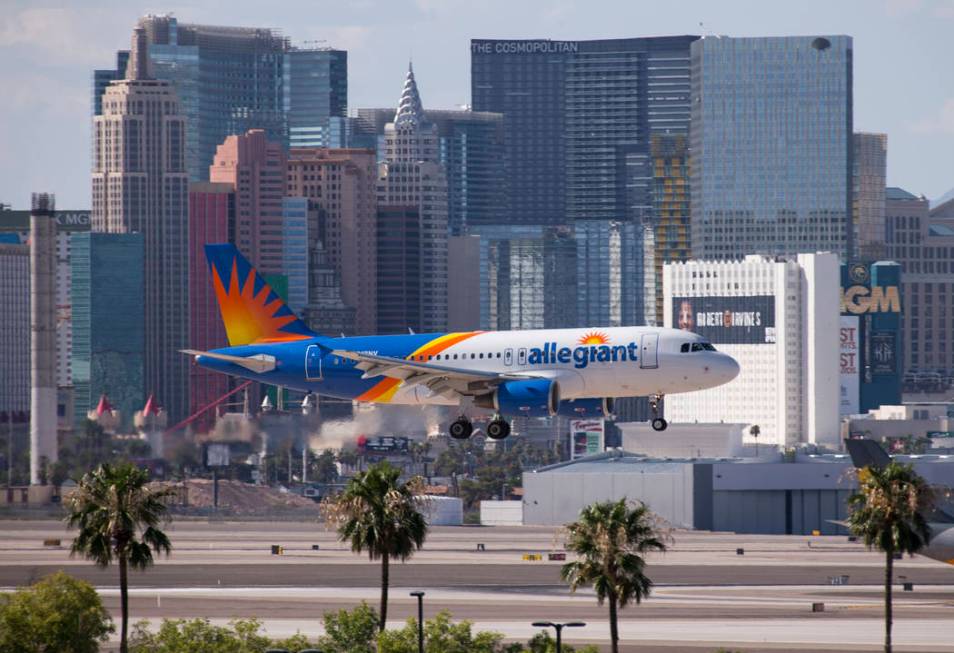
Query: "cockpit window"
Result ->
[[680, 343, 691, 353], [687, 342, 717, 352]]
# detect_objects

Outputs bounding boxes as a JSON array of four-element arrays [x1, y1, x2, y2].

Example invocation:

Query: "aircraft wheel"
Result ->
[[449, 417, 473, 440], [486, 418, 511, 440], [651, 418, 668, 432]]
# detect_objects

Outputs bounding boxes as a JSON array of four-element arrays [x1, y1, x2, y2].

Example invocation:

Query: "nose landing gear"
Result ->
[[649, 394, 668, 432]]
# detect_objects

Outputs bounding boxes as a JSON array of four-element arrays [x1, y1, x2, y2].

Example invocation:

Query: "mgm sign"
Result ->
[[840, 285, 901, 314]]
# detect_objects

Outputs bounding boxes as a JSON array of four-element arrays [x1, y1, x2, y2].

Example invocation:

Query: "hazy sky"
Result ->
[[2, 0, 953, 209]]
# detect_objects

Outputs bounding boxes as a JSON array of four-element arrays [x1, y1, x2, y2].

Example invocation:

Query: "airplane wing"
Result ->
[[332, 349, 532, 399]]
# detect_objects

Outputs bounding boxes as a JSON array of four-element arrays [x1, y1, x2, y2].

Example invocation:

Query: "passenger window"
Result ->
[[479, 353, 484, 359], [680, 343, 690, 353]]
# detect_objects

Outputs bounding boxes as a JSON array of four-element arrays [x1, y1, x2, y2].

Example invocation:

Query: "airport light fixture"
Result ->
[[410, 590, 425, 653], [531, 621, 586, 653]]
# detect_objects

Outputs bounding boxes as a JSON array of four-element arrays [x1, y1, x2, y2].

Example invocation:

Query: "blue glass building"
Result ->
[[690, 36, 854, 260], [284, 48, 347, 148], [281, 197, 309, 314], [70, 233, 145, 429]]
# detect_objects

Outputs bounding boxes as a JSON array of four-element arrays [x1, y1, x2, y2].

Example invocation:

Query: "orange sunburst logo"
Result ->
[[578, 331, 610, 345], [211, 256, 307, 346]]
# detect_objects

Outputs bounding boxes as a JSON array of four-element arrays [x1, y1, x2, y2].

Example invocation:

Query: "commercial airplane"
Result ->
[[845, 439, 954, 565], [184, 244, 740, 440]]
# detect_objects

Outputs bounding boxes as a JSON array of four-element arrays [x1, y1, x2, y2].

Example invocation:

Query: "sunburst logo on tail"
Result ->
[[578, 331, 610, 345], [206, 244, 314, 346]]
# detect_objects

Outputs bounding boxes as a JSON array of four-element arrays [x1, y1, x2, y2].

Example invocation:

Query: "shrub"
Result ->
[[0, 571, 113, 653]]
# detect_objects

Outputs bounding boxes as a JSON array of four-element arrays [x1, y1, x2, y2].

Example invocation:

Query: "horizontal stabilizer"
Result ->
[[181, 349, 277, 374]]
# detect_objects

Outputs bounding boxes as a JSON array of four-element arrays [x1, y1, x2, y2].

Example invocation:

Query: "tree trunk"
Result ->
[[119, 555, 129, 653], [885, 549, 893, 653], [380, 555, 389, 632], [608, 591, 619, 653]]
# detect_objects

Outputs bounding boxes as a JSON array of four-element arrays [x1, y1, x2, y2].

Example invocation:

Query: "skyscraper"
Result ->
[[354, 107, 507, 235], [285, 47, 347, 148], [210, 129, 287, 280], [0, 242, 29, 416], [886, 188, 954, 378], [71, 233, 145, 430], [690, 36, 854, 260], [99, 16, 289, 182], [188, 182, 234, 429], [286, 148, 378, 334], [376, 65, 449, 333], [471, 37, 695, 329], [92, 27, 190, 421], [471, 37, 697, 227], [853, 133, 888, 260]]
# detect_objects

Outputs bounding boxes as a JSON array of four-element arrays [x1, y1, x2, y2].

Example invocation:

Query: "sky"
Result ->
[[1, 0, 953, 209]]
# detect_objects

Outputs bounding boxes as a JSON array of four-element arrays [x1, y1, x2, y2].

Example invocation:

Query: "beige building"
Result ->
[[885, 188, 954, 378], [210, 129, 287, 279], [286, 148, 378, 335], [91, 27, 190, 421], [377, 64, 449, 333]]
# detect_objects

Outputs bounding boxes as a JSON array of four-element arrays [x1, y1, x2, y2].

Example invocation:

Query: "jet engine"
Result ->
[[474, 378, 559, 418], [556, 397, 614, 419]]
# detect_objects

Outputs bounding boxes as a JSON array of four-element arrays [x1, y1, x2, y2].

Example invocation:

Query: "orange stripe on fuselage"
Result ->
[[354, 331, 482, 403]]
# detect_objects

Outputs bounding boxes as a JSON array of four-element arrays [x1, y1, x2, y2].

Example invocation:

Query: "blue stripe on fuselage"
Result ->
[[201, 332, 452, 400]]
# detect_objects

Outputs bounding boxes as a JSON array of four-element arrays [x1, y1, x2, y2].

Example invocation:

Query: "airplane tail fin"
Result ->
[[204, 243, 317, 346]]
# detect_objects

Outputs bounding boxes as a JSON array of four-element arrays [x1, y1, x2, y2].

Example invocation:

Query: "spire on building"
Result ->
[[95, 395, 114, 416], [143, 393, 161, 416], [394, 62, 425, 131]]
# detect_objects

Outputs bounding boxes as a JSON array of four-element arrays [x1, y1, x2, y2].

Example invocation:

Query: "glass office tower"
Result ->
[[284, 48, 347, 148], [99, 16, 290, 182], [471, 37, 696, 328], [690, 36, 854, 260], [70, 233, 145, 429], [471, 36, 697, 227]]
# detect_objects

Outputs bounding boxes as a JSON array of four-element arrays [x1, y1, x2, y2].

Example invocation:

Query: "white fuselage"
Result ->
[[383, 326, 739, 407]]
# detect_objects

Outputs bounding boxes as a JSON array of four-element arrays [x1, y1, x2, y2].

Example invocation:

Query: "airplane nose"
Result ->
[[718, 353, 740, 382]]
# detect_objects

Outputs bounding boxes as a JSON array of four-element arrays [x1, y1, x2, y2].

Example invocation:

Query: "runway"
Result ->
[[2, 520, 953, 652]]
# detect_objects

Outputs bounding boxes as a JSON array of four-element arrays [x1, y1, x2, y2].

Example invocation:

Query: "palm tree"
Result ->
[[66, 462, 175, 653], [322, 461, 428, 631], [848, 462, 933, 653], [561, 499, 668, 653]]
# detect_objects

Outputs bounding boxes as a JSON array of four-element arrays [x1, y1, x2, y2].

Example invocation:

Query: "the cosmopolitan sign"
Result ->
[[472, 40, 580, 54]]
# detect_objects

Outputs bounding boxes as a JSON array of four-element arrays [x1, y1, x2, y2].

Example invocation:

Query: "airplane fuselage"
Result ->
[[196, 325, 739, 408]]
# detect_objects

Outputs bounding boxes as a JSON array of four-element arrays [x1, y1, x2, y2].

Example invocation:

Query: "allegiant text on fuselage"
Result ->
[[528, 342, 639, 369]]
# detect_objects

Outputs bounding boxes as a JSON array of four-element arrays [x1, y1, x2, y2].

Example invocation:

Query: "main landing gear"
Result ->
[[650, 393, 668, 432], [449, 416, 473, 440], [449, 415, 511, 440], [486, 416, 511, 440]]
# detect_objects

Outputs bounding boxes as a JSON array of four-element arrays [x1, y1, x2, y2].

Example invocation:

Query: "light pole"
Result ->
[[410, 591, 425, 653], [532, 621, 586, 653]]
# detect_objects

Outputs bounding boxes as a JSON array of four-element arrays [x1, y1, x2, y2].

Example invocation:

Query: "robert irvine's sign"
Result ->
[[471, 40, 580, 54]]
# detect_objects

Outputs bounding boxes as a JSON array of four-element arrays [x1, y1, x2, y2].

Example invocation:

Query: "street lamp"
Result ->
[[531, 621, 586, 653], [410, 591, 425, 653]]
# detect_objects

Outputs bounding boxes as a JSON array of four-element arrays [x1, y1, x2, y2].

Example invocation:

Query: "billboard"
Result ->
[[570, 420, 604, 459], [869, 331, 897, 376], [840, 316, 860, 415], [673, 295, 776, 344]]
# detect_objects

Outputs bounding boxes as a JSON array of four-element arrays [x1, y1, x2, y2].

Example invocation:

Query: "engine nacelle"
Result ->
[[556, 398, 615, 419], [474, 378, 560, 418]]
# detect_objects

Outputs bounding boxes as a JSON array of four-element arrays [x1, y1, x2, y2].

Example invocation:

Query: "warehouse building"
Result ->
[[522, 450, 954, 533]]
